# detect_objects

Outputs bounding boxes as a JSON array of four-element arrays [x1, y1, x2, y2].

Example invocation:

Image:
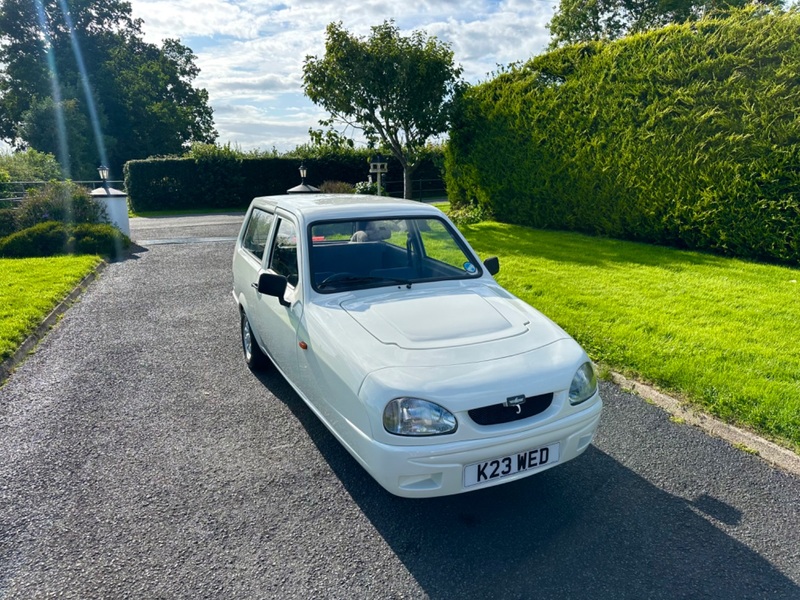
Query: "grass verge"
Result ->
[[0, 256, 102, 362], [461, 221, 800, 450]]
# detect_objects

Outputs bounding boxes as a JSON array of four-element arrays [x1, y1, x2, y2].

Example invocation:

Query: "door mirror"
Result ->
[[257, 273, 290, 307], [483, 256, 500, 276]]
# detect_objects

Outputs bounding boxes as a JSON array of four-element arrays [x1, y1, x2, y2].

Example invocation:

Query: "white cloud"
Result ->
[[211, 99, 329, 152], [128, 0, 558, 151]]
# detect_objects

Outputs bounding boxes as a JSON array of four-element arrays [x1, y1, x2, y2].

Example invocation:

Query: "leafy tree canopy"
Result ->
[[0, 0, 216, 179], [548, 0, 783, 46], [303, 20, 464, 198], [0, 149, 63, 181]]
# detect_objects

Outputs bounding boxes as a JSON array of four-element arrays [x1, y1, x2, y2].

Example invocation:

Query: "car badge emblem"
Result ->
[[505, 394, 526, 414]]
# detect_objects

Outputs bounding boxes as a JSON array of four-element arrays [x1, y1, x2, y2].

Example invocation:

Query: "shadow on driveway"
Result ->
[[253, 368, 798, 600]]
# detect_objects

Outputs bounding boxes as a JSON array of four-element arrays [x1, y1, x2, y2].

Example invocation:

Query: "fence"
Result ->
[[0, 180, 125, 207], [380, 178, 447, 201]]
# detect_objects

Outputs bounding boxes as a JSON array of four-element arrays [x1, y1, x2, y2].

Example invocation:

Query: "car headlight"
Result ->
[[569, 362, 598, 405], [383, 397, 457, 436]]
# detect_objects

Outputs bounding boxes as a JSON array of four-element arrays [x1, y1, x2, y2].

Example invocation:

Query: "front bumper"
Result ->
[[361, 394, 602, 498]]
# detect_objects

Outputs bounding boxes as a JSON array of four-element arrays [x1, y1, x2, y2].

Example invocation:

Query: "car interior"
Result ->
[[310, 218, 476, 291]]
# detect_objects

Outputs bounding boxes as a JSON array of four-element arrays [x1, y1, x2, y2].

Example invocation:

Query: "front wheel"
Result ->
[[241, 310, 267, 370]]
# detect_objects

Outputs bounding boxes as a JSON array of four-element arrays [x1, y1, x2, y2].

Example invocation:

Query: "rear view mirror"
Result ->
[[483, 256, 500, 276]]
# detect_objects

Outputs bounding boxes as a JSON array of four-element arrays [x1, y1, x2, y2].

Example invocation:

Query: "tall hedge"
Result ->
[[446, 8, 800, 264], [125, 152, 444, 212]]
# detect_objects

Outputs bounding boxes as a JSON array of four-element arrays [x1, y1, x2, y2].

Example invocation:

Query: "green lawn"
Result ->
[[0, 256, 102, 363], [462, 221, 800, 450]]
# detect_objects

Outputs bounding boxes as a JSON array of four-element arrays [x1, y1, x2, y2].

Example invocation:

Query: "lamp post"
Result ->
[[287, 161, 320, 194], [97, 165, 110, 194], [369, 154, 388, 196]]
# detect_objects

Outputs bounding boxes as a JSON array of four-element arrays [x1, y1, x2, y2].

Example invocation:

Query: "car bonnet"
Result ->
[[339, 286, 562, 351]]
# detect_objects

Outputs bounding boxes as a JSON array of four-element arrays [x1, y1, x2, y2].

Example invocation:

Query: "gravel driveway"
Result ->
[[0, 214, 798, 599]]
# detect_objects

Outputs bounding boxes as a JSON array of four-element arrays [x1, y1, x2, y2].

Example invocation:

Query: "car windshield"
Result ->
[[309, 217, 481, 292]]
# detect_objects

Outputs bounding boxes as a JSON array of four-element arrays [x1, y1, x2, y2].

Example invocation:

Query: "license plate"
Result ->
[[464, 442, 560, 488]]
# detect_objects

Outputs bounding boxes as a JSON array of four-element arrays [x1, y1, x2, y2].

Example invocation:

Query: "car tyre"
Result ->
[[241, 309, 268, 370]]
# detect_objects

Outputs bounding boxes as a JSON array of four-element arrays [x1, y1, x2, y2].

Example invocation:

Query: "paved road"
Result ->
[[1, 214, 798, 599]]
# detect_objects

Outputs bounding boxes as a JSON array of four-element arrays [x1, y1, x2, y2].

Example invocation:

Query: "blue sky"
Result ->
[[128, 0, 558, 152]]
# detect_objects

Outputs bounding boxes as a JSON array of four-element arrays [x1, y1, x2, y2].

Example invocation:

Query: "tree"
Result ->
[[18, 96, 94, 177], [303, 21, 464, 199], [0, 0, 216, 180], [548, 0, 783, 47], [0, 148, 63, 181]]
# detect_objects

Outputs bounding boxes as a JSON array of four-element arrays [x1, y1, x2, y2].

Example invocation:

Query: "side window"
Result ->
[[269, 219, 299, 287], [241, 208, 275, 261]]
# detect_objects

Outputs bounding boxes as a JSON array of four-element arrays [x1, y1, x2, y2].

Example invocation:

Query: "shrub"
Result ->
[[354, 181, 378, 195], [15, 181, 108, 230], [0, 208, 16, 238], [0, 221, 71, 257], [0, 221, 130, 259], [448, 203, 494, 226], [71, 223, 131, 258], [319, 180, 355, 194]]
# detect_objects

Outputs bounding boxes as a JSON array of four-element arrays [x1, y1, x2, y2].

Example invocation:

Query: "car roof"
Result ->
[[249, 194, 444, 221]]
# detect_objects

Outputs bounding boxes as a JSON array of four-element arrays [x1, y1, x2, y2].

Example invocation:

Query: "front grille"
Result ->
[[468, 393, 554, 426]]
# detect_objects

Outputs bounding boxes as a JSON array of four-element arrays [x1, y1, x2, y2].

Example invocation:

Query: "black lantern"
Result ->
[[97, 165, 110, 193]]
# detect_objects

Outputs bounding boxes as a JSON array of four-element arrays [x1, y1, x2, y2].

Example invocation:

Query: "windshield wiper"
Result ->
[[318, 275, 413, 290]]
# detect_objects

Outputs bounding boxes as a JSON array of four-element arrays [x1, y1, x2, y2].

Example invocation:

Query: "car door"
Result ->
[[252, 214, 304, 384]]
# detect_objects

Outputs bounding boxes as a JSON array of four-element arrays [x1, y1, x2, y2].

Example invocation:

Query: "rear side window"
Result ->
[[241, 208, 275, 260]]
